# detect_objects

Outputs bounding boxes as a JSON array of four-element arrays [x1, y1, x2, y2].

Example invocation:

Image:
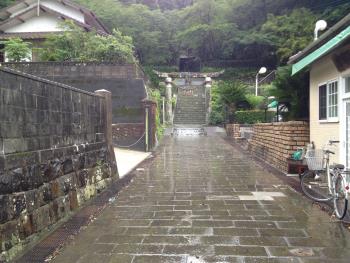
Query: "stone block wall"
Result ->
[[112, 123, 145, 150], [0, 67, 117, 261], [248, 121, 310, 172], [4, 62, 147, 124]]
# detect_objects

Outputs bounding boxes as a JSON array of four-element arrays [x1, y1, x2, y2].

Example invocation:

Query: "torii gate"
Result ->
[[154, 70, 224, 124]]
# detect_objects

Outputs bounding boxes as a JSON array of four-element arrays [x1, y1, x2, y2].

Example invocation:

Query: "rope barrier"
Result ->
[[114, 132, 146, 148]]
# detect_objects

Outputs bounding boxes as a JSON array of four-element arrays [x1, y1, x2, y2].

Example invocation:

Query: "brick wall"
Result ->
[[226, 124, 241, 138], [248, 121, 310, 172], [0, 67, 117, 262], [112, 123, 145, 150]]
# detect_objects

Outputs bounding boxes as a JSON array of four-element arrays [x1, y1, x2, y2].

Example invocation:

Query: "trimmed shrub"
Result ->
[[234, 110, 275, 124]]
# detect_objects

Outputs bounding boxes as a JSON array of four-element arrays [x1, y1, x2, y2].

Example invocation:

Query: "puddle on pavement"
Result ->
[[173, 128, 206, 136], [239, 191, 286, 201]]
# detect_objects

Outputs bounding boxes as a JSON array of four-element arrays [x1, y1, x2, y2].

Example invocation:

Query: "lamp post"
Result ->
[[314, 20, 327, 41], [255, 67, 267, 96]]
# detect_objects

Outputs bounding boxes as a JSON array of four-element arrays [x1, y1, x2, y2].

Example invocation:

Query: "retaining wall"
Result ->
[[112, 123, 145, 150], [4, 62, 147, 124], [0, 67, 117, 262]]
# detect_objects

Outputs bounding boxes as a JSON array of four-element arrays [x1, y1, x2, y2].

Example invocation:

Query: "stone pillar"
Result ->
[[165, 77, 173, 123], [143, 99, 157, 151], [204, 77, 212, 125], [95, 89, 119, 179]]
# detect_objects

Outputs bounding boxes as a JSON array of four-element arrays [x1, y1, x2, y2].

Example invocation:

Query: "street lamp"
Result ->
[[314, 20, 327, 41], [255, 67, 267, 96]]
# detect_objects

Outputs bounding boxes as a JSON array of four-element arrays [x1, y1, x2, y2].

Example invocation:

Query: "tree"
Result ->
[[270, 66, 309, 120], [39, 21, 135, 63], [260, 8, 316, 63], [210, 80, 247, 124], [0, 0, 15, 9], [0, 38, 32, 62]]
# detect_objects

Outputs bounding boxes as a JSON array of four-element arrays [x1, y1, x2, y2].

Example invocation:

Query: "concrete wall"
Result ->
[[4, 62, 148, 125], [246, 122, 310, 173], [0, 67, 117, 262], [112, 123, 145, 150]]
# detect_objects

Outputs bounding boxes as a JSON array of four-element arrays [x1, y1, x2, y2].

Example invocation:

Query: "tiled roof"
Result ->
[[0, 32, 52, 40]]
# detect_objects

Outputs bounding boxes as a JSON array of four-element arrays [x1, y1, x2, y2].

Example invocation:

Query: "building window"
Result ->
[[346, 77, 350, 93], [328, 81, 338, 118], [319, 84, 327, 120], [319, 80, 338, 121]]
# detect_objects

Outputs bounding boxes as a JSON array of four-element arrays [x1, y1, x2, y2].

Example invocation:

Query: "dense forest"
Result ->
[[1, 0, 349, 67], [72, 0, 350, 67]]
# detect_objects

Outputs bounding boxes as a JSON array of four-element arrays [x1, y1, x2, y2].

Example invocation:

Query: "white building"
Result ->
[[0, 0, 110, 61]]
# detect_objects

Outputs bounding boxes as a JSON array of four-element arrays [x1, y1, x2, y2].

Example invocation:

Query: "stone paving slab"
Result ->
[[50, 134, 350, 263]]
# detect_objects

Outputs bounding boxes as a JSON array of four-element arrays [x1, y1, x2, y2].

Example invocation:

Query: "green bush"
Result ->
[[234, 110, 275, 124], [245, 94, 265, 109], [1, 38, 32, 62], [209, 110, 224, 125]]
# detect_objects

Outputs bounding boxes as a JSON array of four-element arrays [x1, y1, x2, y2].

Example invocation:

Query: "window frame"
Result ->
[[318, 79, 339, 123], [343, 75, 350, 99]]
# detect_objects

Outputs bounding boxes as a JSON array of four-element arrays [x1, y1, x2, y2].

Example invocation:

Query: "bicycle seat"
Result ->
[[331, 164, 345, 170]]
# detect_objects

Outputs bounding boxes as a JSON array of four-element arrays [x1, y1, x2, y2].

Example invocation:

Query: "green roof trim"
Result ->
[[268, 100, 278, 108], [292, 25, 350, 75]]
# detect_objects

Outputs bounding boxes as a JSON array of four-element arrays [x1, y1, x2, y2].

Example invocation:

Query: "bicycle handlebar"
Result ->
[[325, 150, 335, 155], [328, 140, 340, 144]]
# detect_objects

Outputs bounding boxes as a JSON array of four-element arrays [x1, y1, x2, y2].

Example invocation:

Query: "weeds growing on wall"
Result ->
[[149, 89, 165, 139]]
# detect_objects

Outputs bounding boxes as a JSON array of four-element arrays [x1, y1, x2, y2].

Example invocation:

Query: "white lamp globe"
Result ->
[[259, 67, 267, 74], [315, 20, 327, 31]]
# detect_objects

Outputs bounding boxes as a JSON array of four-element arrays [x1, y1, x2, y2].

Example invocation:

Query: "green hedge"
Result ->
[[234, 110, 275, 124]]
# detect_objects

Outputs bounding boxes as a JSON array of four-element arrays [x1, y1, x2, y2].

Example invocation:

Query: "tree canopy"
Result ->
[[39, 22, 135, 63], [74, 0, 350, 66], [2, 0, 349, 66]]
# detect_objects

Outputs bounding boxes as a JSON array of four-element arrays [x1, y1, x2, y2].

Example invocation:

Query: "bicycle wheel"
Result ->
[[333, 174, 348, 220], [300, 170, 333, 202]]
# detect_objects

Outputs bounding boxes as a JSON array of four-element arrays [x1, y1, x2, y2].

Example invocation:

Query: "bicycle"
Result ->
[[300, 140, 350, 219]]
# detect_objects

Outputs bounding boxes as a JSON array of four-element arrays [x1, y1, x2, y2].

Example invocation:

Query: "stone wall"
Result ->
[[0, 67, 117, 262], [4, 62, 147, 124], [112, 123, 145, 150], [248, 121, 310, 172]]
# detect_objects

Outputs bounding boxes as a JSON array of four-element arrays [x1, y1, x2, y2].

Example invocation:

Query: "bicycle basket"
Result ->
[[305, 149, 324, 171]]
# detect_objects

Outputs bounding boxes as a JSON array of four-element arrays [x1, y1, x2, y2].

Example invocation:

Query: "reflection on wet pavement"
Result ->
[[52, 133, 350, 263]]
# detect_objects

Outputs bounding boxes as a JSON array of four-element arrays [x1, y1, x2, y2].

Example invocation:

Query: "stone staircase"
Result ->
[[173, 86, 207, 125]]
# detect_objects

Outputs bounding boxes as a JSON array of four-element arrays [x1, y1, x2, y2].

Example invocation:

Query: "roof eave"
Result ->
[[288, 12, 350, 65]]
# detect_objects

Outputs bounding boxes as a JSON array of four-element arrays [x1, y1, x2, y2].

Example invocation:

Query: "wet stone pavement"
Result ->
[[52, 132, 350, 263]]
